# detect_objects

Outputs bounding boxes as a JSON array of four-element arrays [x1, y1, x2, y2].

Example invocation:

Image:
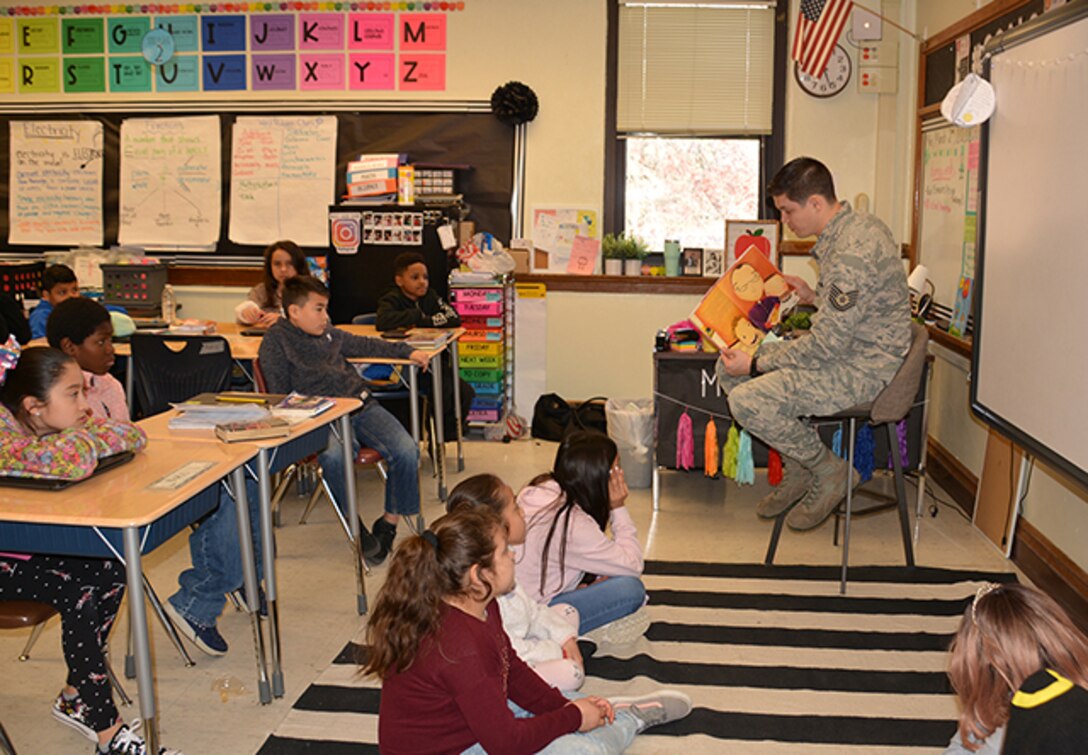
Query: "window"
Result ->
[[606, 0, 786, 249]]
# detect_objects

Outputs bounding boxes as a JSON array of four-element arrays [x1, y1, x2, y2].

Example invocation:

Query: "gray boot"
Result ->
[[756, 456, 812, 518], [786, 446, 859, 531]]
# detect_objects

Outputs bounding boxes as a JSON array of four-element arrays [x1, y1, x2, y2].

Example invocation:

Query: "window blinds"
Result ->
[[618, 1, 776, 135]]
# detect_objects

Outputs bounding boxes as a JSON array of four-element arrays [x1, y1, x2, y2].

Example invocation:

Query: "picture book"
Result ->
[[271, 392, 334, 421], [690, 246, 798, 355], [214, 417, 292, 443]]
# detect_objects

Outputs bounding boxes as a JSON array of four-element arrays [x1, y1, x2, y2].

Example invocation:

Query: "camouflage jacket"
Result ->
[[758, 202, 910, 379]]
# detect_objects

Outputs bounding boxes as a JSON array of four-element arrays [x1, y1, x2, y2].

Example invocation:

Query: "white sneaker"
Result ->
[[611, 690, 693, 733], [583, 606, 651, 646], [97, 720, 182, 754]]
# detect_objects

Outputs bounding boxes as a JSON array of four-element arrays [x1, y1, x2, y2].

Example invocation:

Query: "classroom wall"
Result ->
[[913, 0, 1088, 574]]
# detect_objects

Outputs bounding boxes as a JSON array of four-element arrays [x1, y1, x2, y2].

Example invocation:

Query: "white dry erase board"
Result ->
[[972, 2, 1088, 488], [118, 115, 221, 248], [8, 120, 104, 246], [229, 115, 337, 248]]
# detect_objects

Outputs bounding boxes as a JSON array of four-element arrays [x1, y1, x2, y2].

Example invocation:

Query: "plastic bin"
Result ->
[[101, 263, 169, 308], [606, 398, 654, 489]]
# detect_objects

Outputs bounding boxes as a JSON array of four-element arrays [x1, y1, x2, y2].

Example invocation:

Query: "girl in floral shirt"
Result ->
[[0, 341, 176, 755]]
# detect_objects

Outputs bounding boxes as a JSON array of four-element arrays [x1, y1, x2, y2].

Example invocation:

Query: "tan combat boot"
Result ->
[[786, 446, 859, 531], [756, 457, 812, 518]]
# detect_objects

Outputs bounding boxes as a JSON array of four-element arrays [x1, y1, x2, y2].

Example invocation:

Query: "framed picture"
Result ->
[[725, 219, 780, 268], [703, 248, 725, 277], [681, 248, 703, 276]]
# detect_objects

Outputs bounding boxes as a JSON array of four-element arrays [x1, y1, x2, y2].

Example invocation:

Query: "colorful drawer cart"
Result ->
[[450, 274, 515, 425]]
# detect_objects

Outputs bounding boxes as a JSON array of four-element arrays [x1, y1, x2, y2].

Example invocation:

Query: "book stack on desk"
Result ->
[[214, 418, 292, 442], [270, 392, 334, 421]]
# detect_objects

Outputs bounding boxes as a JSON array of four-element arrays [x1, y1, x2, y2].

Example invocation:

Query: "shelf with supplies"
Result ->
[[449, 272, 515, 426]]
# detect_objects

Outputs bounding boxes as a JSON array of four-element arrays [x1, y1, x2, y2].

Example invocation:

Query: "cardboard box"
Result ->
[[508, 248, 531, 274], [457, 220, 475, 246]]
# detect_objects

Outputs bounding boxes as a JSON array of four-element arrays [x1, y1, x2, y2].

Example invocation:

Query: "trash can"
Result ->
[[606, 398, 654, 489]]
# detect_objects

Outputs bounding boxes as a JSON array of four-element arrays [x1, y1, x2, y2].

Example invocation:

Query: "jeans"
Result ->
[[319, 402, 420, 518], [460, 692, 639, 755], [549, 576, 646, 634], [169, 475, 262, 628]]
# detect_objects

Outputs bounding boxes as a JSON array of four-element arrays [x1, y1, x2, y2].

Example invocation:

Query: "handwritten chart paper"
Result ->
[[119, 115, 220, 248], [229, 115, 337, 247], [8, 120, 104, 245]]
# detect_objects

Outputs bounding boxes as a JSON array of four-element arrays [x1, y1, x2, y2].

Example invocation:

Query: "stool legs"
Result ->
[[16, 623, 46, 662], [840, 418, 856, 595], [887, 421, 916, 568]]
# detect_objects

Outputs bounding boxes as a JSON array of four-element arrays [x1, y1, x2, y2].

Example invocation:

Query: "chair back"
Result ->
[[130, 333, 233, 416], [252, 356, 269, 393], [351, 313, 377, 325], [870, 322, 929, 424]]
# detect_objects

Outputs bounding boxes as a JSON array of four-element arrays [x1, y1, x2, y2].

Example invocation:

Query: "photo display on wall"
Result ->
[[362, 211, 423, 246]]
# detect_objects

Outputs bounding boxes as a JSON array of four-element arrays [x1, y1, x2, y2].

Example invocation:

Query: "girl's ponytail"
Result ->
[[362, 507, 502, 679]]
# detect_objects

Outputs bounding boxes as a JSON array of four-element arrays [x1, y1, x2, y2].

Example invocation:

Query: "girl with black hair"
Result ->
[[516, 431, 648, 640]]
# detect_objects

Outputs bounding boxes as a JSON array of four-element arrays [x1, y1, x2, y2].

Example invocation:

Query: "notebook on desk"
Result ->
[[0, 451, 136, 491]]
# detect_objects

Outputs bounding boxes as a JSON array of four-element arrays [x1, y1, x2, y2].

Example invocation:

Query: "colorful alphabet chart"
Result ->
[[0, 4, 460, 95]]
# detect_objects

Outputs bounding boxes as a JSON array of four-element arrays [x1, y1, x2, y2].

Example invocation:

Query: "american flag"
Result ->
[[792, 0, 854, 79]]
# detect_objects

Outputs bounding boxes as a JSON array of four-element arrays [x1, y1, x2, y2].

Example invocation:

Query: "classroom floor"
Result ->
[[0, 437, 1014, 754]]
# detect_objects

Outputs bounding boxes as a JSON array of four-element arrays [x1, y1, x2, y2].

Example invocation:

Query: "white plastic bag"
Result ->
[[457, 233, 516, 274], [606, 398, 654, 489]]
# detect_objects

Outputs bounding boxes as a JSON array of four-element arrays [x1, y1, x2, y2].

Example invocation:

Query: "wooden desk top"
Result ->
[[0, 440, 257, 529], [339, 324, 464, 364], [137, 396, 360, 446]]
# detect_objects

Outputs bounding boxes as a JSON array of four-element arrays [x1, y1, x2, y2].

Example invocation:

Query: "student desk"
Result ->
[[0, 440, 261, 754], [138, 396, 363, 700], [341, 324, 466, 501]]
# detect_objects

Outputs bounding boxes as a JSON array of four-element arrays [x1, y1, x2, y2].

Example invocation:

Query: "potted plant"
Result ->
[[601, 233, 625, 275], [623, 234, 648, 276]]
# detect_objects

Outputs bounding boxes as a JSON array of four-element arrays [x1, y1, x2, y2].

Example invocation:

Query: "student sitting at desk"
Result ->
[[258, 277, 430, 566], [234, 240, 313, 327], [0, 342, 176, 755], [46, 298, 127, 421]]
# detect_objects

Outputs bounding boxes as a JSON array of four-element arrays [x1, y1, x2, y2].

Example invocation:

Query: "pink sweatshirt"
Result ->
[[514, 479, 644, 605]]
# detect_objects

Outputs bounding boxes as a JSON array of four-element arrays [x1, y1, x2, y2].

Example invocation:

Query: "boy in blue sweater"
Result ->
[[29, 264, 81, 339], [259, 276, 430, 565]]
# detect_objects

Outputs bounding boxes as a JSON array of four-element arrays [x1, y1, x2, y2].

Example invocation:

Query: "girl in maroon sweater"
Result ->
[[363, 507, 691, 754]]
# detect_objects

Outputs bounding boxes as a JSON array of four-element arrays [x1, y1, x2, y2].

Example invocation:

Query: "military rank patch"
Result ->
[[829, 283, 859, 312]]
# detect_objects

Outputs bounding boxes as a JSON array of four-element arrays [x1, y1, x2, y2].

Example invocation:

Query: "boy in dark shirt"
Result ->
[[259, 276, 430, 565], [375, 252, 460, 331]]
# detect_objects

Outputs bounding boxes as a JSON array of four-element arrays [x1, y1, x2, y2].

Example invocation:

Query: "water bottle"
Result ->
[[161, 284, 176, 323]]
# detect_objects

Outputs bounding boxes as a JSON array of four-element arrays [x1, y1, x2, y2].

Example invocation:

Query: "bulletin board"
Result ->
[[0, 107, 514, 256]]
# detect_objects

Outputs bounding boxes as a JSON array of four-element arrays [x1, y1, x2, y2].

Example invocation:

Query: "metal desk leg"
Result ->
[[432, 352, 447, 502], [122, 527, 158, 754], [232, 467, 272, 705], [408, 365, 420, 447], [124, 356, 135, 419], [256, 450, 284, 698], [342, 414, 367, 615], [652, 465, 661, 512], [450, 340, 464, 472]]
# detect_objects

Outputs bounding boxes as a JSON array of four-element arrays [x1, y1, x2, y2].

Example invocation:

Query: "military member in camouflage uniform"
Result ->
[[717, 157, 911, 531]]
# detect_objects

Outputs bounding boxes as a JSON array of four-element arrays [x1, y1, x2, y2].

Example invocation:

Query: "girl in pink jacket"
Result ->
[[515, 432, 648, 642]]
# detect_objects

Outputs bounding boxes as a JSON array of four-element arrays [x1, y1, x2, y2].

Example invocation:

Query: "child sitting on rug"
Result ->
[[516, 431, 648, 643], [945, 582, 1088, 754], [363, 506, 692, 754], [447, 474, 585, 692]]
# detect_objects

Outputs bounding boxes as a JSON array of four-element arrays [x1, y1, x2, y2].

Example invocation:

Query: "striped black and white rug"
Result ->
[[258, 562, 1016, 754]]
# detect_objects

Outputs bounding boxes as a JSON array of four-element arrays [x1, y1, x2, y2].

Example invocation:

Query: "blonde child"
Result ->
[[364, 506, 691, 754], [447, 474, 585, 691]]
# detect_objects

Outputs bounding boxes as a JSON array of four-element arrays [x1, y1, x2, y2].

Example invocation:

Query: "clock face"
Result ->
[[141, 29, 175, 66], [794, 45, 852, 98]]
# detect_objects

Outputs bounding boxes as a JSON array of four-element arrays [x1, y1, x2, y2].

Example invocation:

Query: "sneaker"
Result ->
[[611, 690, 693, 733], [370, 516, 398, 566], [235, 584, 268, 617], [97, 720, 181, 754], [583, 606, 651, 646], [162, 600, 228, 656], [52, 691, 97, 742]]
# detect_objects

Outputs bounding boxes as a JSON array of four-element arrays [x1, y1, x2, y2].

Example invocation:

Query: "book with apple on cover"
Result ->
[[214, 417, 292, 442], [690, 246, 798, 355], [271, 392, 335, 421]]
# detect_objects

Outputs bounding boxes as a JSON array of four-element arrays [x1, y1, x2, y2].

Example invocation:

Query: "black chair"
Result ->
[[130, 333, 233, 416], [765, 322, 930, 593]]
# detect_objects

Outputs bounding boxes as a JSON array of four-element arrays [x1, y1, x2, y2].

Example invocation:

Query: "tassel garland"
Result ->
[[676, 411, 694, 470], [887, 419, 909, 470], [831, 426, 843, 457], [767, 448, 783, 486], [704, 419, 719, 478], [735, 429, 754, 485], [721, 424, 740, 479], [855, 424, 875, 482]]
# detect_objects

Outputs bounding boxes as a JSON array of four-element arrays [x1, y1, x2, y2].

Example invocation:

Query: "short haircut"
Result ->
[[42, 264, 77, 293], [768, 157, 837, 204], [46, 297, 111, 348], [281, 275, 329, 311], [392, 252, 426, 276]]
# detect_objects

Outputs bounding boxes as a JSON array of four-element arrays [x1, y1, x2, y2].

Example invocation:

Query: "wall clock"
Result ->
[[794, 44, 851, 98], [141, 29, 175, 66]]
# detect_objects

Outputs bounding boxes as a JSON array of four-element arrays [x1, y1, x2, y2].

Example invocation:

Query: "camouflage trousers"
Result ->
[[716, 359, 895, 465]]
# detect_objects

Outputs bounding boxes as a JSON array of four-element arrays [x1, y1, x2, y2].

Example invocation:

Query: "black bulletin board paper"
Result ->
[[0, 109, 514, 256]]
